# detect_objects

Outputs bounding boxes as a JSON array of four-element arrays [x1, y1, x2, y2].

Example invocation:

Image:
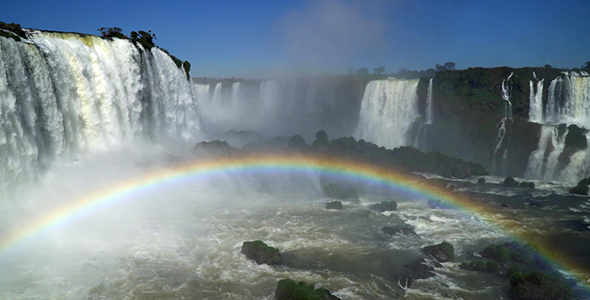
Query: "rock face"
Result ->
[[404, 258, 436, 279], [370, 201, 398, 212], [509, 271, 572, 300], [275, 279, 341, 300], [241, 241, 283, 265], [422, 242, 455, 263]]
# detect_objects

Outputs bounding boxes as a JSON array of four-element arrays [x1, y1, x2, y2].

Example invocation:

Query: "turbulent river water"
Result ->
[[1, 146, 589, 300]]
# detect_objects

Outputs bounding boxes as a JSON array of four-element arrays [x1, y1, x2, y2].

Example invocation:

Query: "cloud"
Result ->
[[279, 0, 388, 71]]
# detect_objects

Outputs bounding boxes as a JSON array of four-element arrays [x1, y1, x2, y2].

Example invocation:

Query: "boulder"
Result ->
[[422, 241, 455, 262], [503, 177, 519, 187], [509, 271, 572, 300], [460, 260, 500, 273], [325, 201, 343, 210], [370, 201, 398, 212], [241, 241, 283, 265], [477, 177, 486, 184], [275, 279, 341, 300], [404, 258, 436, 279]]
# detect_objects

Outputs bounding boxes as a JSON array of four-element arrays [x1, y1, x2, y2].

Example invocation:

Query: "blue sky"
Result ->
[[1, 0, 589, 78]]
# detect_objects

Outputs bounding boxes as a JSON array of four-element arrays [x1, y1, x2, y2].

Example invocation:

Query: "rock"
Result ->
[[480, 244, 511, 263], [477, 177, 486, 184], [397, 275, 414, 289], [275, 279, 341, 300], [370, 201, 397, 212], [241, 241, 283, 265], [422, 241, 455, 262], [460, 260, 500, 273], [503, 177, 519, 187], [325, 201, 343, 210], [519, 181, 535, 189], [193, 140, 233, 156], [509, 271, 572, 300], [569, 184, 589, 196], [404, 258, 436, 279], [381, 225, 419, 237], [427, 199, 452, 209]]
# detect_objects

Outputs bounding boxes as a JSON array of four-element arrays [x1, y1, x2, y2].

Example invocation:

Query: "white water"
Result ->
[[528, 78, 544, 123], [356, 79, 420, 149], [491, 73, 513, 175], [525, 72, 590, 182], [0, 33, 200, 194]]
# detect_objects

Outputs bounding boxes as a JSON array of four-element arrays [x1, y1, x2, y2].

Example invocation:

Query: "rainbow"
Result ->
[[1, 152, 589, 290]]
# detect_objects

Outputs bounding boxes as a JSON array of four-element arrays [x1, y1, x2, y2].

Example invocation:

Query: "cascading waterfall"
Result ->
[[0, 32, 200, 193], [525, 71, 590, 182], [528, 76, 544, 123], [415, 78, 433, 149], [491, 73, 513, 175], [355, 79, 420, 149]]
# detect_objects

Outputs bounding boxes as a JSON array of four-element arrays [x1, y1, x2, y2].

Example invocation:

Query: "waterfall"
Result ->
[[525, 125, 568, 181], [231, 82, 241, 107], [415, 78, 433, 149], [491, 73, 513, 175], [355, 79, 420, 149], [0, 32, 200, 192], [192, 83, 211, 103], [212, 82, 222, 104], [528, 77, 544, 123]]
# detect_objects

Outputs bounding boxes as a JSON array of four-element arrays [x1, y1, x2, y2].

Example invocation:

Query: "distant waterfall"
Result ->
[[0, 32, 200, 192], [491, 73, 513, 175], [525, 71, 590, 182], [355, 79, 420, 149]]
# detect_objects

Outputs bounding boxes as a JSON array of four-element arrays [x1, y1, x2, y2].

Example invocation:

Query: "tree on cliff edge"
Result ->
[[436, 62, 456, 71]]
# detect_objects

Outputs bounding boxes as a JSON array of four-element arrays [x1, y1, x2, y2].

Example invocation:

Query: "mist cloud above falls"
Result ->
[[279, 0, 388, 72]]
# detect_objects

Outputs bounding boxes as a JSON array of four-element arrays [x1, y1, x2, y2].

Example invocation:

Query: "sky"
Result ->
[[1, 0, 589, 78]]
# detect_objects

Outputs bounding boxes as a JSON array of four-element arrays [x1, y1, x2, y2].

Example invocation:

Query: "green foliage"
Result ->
[[509, 271, 573, 300], [130, 30, 156, 49], [481, 245, 511, 263], [312, 130, 330, 149], [436, 62, 456, 71], [275, 279, 327, 300], [321, 182, 359, 200], [0, 22, 26, 38], [373, 66, 385, 75], [241, 240, 282, 265], [439, 241, 455, 261], [0, 30, 20, 41], [288, 135, 308, 149], [356, 67, 369, 76], [98, 27, 126, 39]]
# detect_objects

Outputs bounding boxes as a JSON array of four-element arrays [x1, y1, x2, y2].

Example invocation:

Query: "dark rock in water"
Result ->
[[569, 184, 589, 196], [501, 203, 510, 208], [193, 140, 233, 156], [275, 279, 341, 300], [477, 177, 486, 184], [370, 201, 397, 212], [422, 241, 455, 262], [382, 225, 419, 237], [241, 241, 283, 265], [528, 201, 545, 208], [460, 260, 500, 273], [519, 181, 535, 189], [556, 220, 590, 232], [482, 242, 549, 269], [481, 244, 511, 263], [503, 177, 519, 187], [404, 258, 436, 279], [398, 274, 414, 289], [509, 271, 572, 300], [325, 201, 343, 210]]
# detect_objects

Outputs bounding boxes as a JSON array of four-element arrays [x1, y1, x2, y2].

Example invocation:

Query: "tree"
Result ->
[[130, 30, 157, 49], [545, 64, 552, 69], [373, 66, 385, 75], [98, 27, 126, 39], [356, 67, 369, 75], [584, 61, 590, 70], [435, 62, 456, 72]]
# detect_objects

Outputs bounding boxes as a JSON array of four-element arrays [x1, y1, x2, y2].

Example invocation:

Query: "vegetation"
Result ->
[[481, 244, 511, 263], [480, 242, 548, 268], [98, 27, 126, 39], [509, 271, 572, 300], [275, 279, 339, 300], [240, 240, 283, 265], [423, 241, 455, 262], [0, 22, 26, 41]]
